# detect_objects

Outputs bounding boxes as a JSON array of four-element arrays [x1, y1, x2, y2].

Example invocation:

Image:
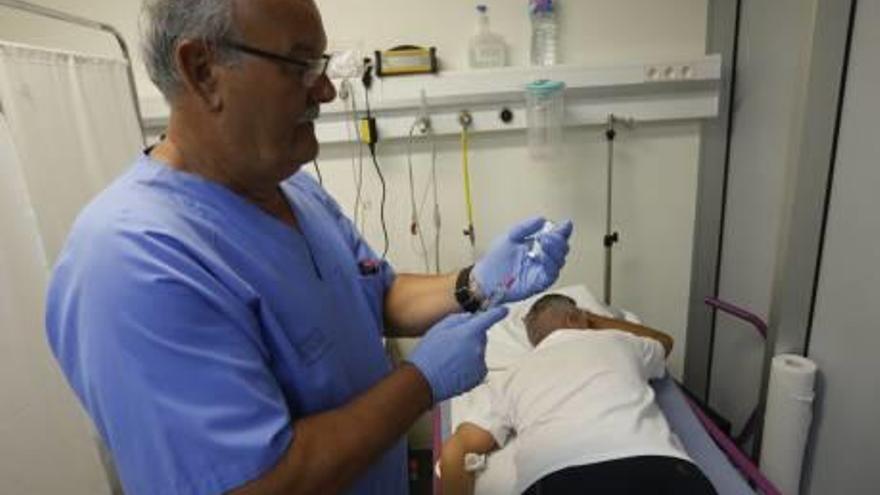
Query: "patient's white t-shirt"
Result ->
[[466, 329, 690, 492]]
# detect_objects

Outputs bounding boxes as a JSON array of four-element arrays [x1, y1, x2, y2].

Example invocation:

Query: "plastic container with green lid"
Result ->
[[525, 79, 566, 160]]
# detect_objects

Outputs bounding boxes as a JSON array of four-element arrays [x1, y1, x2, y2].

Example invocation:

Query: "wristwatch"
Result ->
[[454, 265, 483, 313]]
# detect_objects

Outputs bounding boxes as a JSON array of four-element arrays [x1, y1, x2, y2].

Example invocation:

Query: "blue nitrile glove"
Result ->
[[407, 307, 509, 403], [473, 217, 574, 303]]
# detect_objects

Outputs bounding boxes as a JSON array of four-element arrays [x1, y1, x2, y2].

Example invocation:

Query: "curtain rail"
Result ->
[[0, 0, 146, 145]]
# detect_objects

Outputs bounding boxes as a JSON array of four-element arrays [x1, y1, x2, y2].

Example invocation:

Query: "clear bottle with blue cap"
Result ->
[[525, 79, 566, 160], [530, 0, 559, 66], [469, 4, 508, 69]]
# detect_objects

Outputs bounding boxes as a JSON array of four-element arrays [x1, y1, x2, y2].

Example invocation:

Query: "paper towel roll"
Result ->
[[759, 354, 818, 495]]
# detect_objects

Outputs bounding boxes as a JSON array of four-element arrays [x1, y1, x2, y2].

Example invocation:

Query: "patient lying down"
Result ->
[[441, 294, 718, 495]]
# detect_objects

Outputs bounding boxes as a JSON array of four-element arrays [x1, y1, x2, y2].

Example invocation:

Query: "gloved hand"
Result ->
[[407, 307, 509, 403], [473, 217, 574, 304]]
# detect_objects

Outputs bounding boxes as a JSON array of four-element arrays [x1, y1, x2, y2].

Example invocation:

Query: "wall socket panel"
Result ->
[[645, 64, 695, 81]]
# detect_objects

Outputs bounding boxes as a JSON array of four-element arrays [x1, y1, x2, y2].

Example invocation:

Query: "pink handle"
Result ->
[[432, 407, 442, 494], [705, 297, 768, 339]]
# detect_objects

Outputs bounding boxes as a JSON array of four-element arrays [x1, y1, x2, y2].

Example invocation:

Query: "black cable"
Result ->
[[368, 143, 389, 260], [363, 75, 373, 117], [362, 61, 374, 97], [312, 159, 323, 186], [360, 64, 388, 260]]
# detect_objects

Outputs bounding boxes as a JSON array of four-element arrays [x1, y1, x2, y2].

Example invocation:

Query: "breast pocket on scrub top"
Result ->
[[271, 269, 342, 367]]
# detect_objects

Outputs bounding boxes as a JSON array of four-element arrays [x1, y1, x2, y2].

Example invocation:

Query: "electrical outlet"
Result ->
[[415, 117, 431, 135], [645, 63, 695, 82], [337, 80, 351, 100], [416, 90, 432, 135]]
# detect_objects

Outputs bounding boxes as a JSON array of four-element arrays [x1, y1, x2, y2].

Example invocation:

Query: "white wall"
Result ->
[[803, 1, 880, 491], [0, 0, 708, 490], [316, 0, 707, 380], [708, 0, 818, 432], [320, 0, 706, 69], [0, 0, 708, 100]]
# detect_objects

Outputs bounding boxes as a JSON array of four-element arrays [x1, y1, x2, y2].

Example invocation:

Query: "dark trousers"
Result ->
[[523, 456, 718, 495]]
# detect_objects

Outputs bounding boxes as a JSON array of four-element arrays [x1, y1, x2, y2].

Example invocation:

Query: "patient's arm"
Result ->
[[441, 422, 499, 495], [587, 314, 674, 356]]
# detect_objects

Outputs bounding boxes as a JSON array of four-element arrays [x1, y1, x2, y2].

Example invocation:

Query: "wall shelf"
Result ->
[[141, 54, 722, 143]]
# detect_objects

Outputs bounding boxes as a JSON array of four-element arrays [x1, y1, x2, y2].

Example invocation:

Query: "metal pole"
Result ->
[[602, 114, 634, 306], [604, 117, 616, 305], [0, 0, 146, 145]]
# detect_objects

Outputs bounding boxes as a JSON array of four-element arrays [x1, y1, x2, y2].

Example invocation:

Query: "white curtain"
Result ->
[[0, 41, 143, 262], [0, 41, 142, 494]]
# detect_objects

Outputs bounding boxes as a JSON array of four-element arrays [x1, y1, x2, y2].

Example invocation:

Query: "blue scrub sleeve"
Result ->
[[58, 224, 293, 495]]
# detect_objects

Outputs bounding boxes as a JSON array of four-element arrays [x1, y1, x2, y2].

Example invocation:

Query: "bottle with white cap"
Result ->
[[468, 4, 508, 69]]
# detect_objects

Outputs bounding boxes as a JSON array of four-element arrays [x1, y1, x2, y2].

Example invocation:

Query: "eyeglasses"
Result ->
[[219, 40, 331, 88]]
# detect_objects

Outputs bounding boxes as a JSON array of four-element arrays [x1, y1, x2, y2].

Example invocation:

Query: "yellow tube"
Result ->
[[461, 126, 476, 249]]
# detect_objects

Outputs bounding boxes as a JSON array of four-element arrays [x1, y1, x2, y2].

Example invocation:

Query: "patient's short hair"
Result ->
[[525, 293, 577, 346], [526, 293, 577, 320]]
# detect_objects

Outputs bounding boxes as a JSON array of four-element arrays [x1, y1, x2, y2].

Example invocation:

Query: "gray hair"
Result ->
[[525, 293, 577, 322], [141, 0, 241, 100], [525, 293, 577, 346]]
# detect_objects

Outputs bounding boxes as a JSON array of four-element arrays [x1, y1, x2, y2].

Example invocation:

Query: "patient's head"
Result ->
[[524, 294, 589, 346]]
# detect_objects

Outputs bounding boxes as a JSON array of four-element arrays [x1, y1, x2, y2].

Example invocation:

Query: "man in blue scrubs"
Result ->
[[45, 0, 573, 494]]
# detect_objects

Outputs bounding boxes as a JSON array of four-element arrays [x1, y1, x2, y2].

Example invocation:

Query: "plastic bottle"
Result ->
[[468, 4, 508, 69], [529, 0, 559, 66]]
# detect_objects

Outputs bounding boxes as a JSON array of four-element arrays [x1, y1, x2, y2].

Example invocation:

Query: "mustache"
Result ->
[[298, 106, 321, 123]]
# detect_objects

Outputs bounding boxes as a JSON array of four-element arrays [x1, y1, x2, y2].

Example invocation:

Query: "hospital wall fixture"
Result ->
[[601, 114, 633, 307], [144, 55, 722, 143], [525, 79, 565, 160], [374, 45, 439, 77], [458, 110, 477, 256]]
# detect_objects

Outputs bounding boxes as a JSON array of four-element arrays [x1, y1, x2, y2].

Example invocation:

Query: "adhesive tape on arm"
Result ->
[[464, 453, 487, 472]]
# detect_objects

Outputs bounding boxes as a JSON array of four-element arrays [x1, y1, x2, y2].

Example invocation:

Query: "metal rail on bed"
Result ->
[[692, 297, 782, 495], [0, 0, 146, 145], [685, 394, 782, 495]]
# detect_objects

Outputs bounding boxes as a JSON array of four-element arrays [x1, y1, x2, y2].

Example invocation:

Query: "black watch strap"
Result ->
[[455, 265, 482, 313]]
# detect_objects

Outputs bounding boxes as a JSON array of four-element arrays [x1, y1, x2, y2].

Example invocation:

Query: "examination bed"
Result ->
[[443, 285, 781, 495]]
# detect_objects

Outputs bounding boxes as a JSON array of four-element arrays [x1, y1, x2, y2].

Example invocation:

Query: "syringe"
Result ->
[[526, 220, 556, 259]]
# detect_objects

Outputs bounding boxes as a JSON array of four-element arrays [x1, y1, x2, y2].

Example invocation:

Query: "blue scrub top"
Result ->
[[46, 154, 407, 494]]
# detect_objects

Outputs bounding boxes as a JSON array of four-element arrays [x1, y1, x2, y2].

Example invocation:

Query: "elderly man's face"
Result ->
[[218, 0, 335, 183]]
